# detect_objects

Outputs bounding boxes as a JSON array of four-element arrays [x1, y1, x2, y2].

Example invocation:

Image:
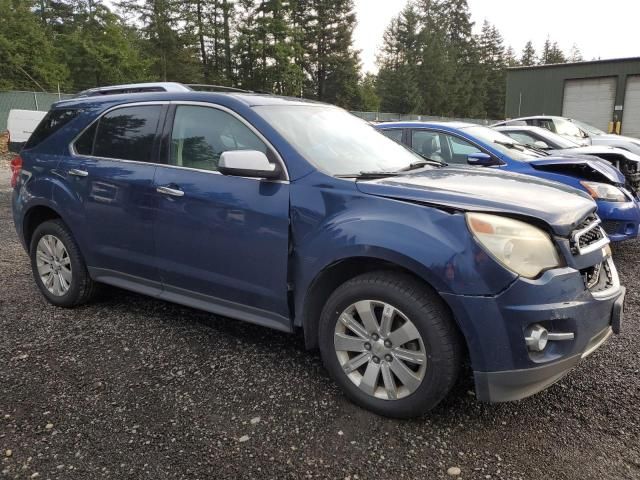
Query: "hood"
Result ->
[[356, 166, 595, 236], [591, 135, 640, 154], [553, 146, 640, 163], [528, 155, 625, 184]]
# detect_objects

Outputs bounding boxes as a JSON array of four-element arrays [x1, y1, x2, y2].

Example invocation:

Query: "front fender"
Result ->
[[290, 180, 517, 326]]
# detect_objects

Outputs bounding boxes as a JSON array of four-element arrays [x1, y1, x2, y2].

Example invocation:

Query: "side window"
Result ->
[[445, 134, 482, 164], [411, 130, 446, 162], [170, 106, 267, 172], [555, 119, 582, 138], [381, 129, 403, 143], [75, 105, 162, 162], [504, 131, 538, 145], [25, 108, 80, 149], [535, 119, 556, 133]]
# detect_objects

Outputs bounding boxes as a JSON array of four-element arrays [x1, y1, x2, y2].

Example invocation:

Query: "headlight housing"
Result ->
[[466, 213, 563, 278], [580, 181, 627, 202]]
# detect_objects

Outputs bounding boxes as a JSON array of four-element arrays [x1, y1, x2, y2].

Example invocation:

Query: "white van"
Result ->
[[7, 109, 47, 152]]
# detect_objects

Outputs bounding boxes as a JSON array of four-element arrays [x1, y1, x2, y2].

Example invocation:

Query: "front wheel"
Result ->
[[319, 271, 462, 418]]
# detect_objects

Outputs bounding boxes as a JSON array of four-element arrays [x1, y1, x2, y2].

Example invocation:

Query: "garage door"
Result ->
[[623, 76, 640, 138], [562, 77, 616, 131]]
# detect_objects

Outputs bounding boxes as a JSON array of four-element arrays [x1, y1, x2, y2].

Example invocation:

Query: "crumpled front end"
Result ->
[[441, 215, 624, 402]]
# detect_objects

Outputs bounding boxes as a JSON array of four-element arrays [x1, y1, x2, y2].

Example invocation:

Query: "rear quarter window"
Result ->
[[24, 108, 81, 149]]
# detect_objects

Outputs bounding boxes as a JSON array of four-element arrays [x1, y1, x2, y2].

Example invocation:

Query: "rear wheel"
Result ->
[[319, 271, 462, 418], [30, 219, 96, 307]]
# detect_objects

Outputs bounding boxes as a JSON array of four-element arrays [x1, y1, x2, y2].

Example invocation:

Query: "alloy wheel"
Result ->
[[334, 300, 427, 400], [36, 234, 72, 297]]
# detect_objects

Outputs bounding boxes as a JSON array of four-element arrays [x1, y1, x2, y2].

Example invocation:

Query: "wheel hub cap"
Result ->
[[36, 234, 72, 297], [334, 300, 427, 400]]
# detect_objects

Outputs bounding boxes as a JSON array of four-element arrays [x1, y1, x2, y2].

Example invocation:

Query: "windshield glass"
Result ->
[[254, 105, 427, 175], [536, 129, 581, 148], [461, 125, 541, 161], [570, 119, 605, 135]]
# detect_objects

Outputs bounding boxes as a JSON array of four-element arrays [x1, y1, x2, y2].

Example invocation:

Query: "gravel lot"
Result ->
[[1, 157, 639, 480]]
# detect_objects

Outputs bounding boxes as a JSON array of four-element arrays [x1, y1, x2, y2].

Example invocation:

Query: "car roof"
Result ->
[[377, 121, 478, 130], [53, 90, 324, 110], [494, 125, 548, 132]]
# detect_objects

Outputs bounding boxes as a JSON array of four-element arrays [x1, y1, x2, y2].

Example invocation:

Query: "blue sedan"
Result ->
[[378, 122, 640, 242]]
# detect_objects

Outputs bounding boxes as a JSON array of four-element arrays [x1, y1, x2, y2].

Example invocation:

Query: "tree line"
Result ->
[[0, 0, 582, 118]]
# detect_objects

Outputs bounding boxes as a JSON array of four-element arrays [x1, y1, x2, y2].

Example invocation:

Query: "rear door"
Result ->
[[58, 103, 166, 287], [152, 103, 291, 328]]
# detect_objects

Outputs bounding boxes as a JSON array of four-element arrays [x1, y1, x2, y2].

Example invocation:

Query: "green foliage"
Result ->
[[0, 0, 68, 90], [0, 0, 581, 116]]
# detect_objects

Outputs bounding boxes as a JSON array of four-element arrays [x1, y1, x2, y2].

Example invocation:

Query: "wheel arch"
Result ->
[[22, 203, 64, 250], [298, 254, 467, 355]]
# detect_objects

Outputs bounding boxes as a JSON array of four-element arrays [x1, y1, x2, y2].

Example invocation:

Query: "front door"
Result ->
[[58, 104, 166, 286], [153, 104, 291, 329]]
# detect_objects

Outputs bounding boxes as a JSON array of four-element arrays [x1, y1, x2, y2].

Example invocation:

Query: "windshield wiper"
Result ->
[[335, 171, 402, 179], [494, 140, 525, 151], [522, 144, 550, 156], [402, 158, 447, 169]]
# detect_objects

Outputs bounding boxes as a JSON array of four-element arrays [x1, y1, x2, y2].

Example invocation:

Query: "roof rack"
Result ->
[[75, 82, 192, 98], [186, 84, 252, 93]]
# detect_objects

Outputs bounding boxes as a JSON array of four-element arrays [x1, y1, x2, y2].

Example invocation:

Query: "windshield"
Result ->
[[254, 105, 427, 176], [536, 129, 581, 148], [461, 125, 541, 161], [570, 118, 606, 136]]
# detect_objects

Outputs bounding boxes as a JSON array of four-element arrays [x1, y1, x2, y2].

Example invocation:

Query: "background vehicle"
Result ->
[[494, 125, 640, 191], [378, 121, 640, 242], [493, 116, 640, 155], [12, 86, 624, 418], [6, 109, 47, 152]]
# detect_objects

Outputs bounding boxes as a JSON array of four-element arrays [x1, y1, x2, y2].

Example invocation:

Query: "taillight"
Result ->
[[10, 155, 22, 188]]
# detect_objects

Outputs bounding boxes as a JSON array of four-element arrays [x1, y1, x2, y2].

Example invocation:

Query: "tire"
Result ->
[[29, 219, 97, 308], [319, 271, 462, 418]]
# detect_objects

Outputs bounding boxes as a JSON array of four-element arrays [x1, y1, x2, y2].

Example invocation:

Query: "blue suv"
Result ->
[[11, 84, 625, 418]]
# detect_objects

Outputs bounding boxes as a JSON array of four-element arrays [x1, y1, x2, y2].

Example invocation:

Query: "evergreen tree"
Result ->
[[478, 21, 506, 118], [358, 73, 380, 112], [303, 0, 362, 108], [569, 43, 583, 62], [117, 0, 201, 82], [0, 0, 68, 90], [61, 1, 149, 90], [540, 36, 566, 65], [520, 41, 536, 66], [504, 46, 519, 67]]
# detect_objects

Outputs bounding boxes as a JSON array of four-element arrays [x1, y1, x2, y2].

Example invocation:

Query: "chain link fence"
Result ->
[[0, 91, 74, 131], [351, 111, 499, 125]]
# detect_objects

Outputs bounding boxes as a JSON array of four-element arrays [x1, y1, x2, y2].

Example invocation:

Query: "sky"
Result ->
[[354, 0, 640, 73]]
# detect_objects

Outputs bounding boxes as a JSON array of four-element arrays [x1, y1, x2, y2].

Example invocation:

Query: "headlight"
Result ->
[[580, 181, 627, 202], [466, 213, 562, 278]]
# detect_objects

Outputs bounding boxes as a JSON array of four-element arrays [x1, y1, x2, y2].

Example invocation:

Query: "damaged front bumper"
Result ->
[[441, 255, 624, 403]]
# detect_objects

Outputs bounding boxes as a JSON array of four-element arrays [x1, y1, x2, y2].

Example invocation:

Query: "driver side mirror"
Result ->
[[219, 150, 281, 179], [467, 152, 495, 166]]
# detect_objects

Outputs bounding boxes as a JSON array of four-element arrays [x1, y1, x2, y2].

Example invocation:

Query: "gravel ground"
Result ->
[[1, 156, 639, 480]]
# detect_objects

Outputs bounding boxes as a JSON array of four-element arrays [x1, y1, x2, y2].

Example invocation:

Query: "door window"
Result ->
[[74, 105, 162, 162], [170, 106, 267, 172], [381, 129, 403, 143], [445, 134, 483, 164], [411, 130, 445, 162]]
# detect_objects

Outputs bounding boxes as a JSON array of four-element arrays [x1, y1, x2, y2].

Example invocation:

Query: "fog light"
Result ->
[[525, 324, 549, 352]]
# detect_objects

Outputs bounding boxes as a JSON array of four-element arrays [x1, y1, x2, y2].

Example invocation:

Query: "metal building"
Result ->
[[505, 57, 640, 137]]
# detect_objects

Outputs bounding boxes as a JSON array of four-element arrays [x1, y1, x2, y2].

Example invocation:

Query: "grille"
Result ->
[[581, 257, 616, 293], [571, 215, 608, 255]]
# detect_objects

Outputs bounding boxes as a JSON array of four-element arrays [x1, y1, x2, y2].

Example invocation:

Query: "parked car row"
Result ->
[[9, 83, 627, 418], [378, 122, 640, 243]]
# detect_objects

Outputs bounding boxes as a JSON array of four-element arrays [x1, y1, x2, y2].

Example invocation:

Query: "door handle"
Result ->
[[156, 186, 185, 197], [68, 169, 89, 177]]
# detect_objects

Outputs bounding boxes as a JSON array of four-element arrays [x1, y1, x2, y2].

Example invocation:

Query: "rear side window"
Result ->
[[381, 129, 403, 142], [24, 108, 80, 149], [74, 105, 162, 162]]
